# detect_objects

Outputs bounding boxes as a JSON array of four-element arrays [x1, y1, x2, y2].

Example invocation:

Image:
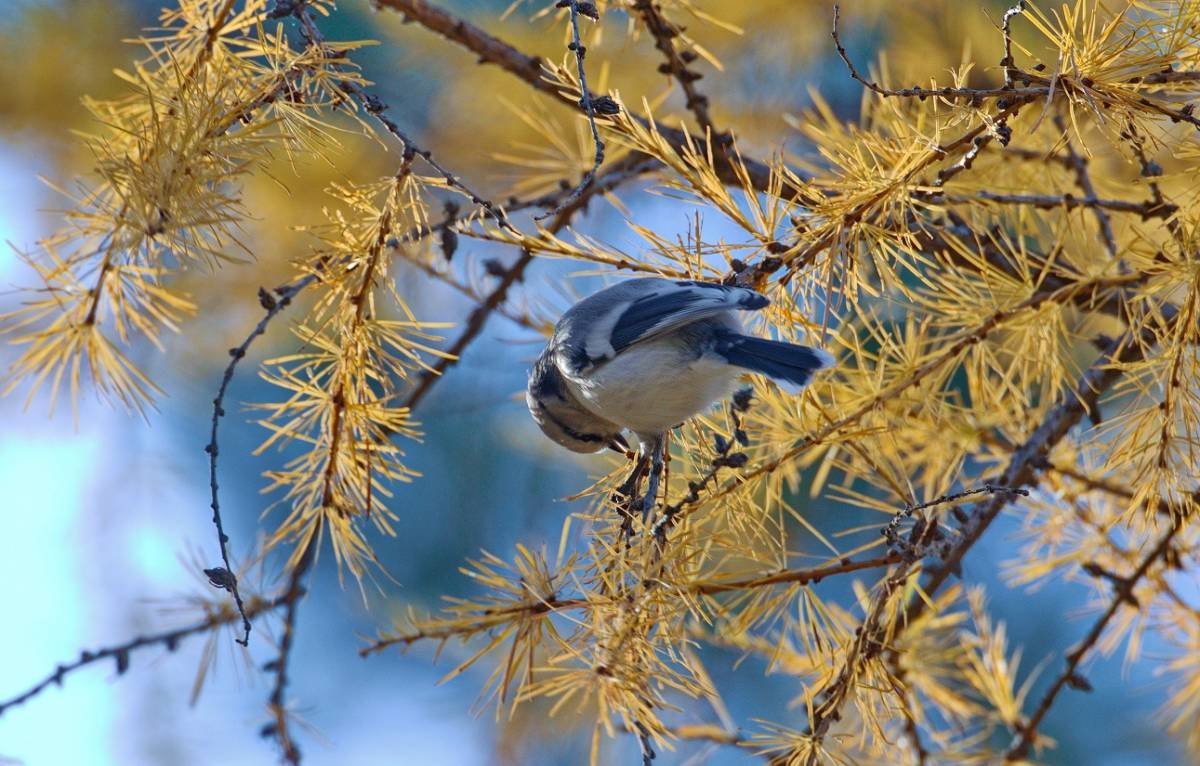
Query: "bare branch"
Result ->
[[205, 274, 316, 646], [0, 592, 289, 719], [944, 190, 1177, 218]]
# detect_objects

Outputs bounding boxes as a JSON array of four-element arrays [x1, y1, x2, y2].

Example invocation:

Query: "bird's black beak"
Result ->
[[606, 434, 635, 460]]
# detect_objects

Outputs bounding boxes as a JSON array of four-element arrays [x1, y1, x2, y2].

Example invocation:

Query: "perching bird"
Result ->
[[526, 277, 833, 518]]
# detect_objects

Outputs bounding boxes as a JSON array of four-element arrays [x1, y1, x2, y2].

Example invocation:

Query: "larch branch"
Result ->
[[369, 0, 800, 196]]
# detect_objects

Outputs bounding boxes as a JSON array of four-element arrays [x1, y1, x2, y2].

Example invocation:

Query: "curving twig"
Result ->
[[534, 0, 608, 221], [205, 276, 315, 646], [1000, 2, 1027, 89]]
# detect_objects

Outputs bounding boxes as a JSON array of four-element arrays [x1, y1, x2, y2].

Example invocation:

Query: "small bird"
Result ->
[[527, 277, 833, 517]]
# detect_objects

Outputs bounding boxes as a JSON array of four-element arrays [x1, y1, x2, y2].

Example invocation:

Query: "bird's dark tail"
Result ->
[[714, 333, 834, 390]]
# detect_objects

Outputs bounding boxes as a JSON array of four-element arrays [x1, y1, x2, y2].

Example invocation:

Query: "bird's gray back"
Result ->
[[552, 277, 768, 374]]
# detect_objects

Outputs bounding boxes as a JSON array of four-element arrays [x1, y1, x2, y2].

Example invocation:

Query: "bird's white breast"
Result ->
[[562, 335, 741, 440]]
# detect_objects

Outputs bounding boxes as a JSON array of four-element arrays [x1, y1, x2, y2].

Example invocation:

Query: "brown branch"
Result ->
[[264, 533, 319, 766], [403, 257, 540, 330], [1053, 116, 1117, 257], [944, 190, 1177, 218], [690, 554, 901, 595], [803, 325, 1164, 750], [0, 591, 290, 718], [359, 595, 588, 655], [370, 0, 801, 197], [400, 247, 535, 412], [358, 554, 900, 656], [910, 317, 1174, 612], [631, 0, 718, 136], [1004, 517, 1185, 761]]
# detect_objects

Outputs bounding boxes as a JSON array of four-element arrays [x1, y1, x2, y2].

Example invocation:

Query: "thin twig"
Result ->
[[402, 257, 540, 330], [636, 721, 657, 765], [205, 276, 315, 646], [353, 85, 519, 234], [833, 4, 1031, 102], [534, 0, 607, 221], [1000, 2, 1027, 89], [288, 2, 517, 234], [881, 484, 1029, 554], [1053, 116, 1117, 257], [944, 190, 1176, 218], [400, 247, 536, 411], [651, 388, 752, 547]]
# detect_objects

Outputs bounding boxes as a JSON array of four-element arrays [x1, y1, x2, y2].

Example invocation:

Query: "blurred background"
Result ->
[[0, 0, 1189, 763]]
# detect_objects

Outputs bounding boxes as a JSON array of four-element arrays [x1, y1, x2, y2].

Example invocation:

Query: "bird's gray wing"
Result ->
[[563, 279, 769, 371]]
